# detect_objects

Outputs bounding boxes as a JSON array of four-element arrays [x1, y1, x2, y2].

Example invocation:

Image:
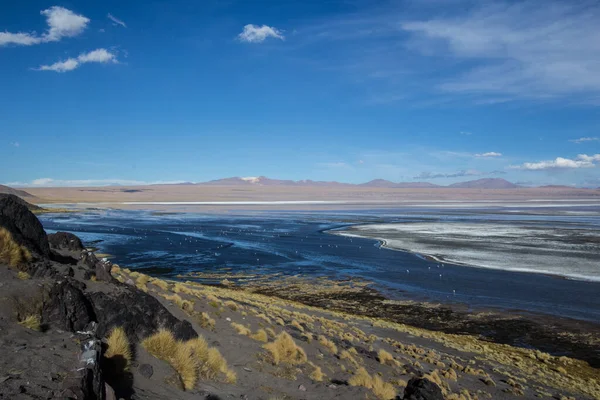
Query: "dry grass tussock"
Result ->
[[142, 329, 236, 390], [18, 315, 41, 331], [196, 311, 216, 330], [250, 329, 269, 343], [0, 228, 32, 268], [309, 365, 324, 382], [318, 335, 338, 354], [17, 271, 31, 280], [224, 300, 240, 311], [378, 349, 394, 365], [263, 332, 307, 365], [231, 322, 251, 336], [349, 367, 396, 400], [105, 327, 132, 369]]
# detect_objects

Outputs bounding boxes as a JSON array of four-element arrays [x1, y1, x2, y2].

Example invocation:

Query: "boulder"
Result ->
[[88, 286, 197, 342], [0, 194, 50, 258], [43, 280, 96, 332], [81, 250, 115, 282], [48, 231, 84, 252], [402, 378, 444, 400]]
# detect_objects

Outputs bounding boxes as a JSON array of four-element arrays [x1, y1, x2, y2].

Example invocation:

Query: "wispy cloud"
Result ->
[[238, 24, 284, 43], [6, 178, 187, 187], [0, 6, 89, 46], [414, 169, 481, 179], [510, 154, 600, 170], [475, 152, 502, 158], [107, 13, 126, 28], [35, 48, 118, 72], [10, 142, 19, 147], [401, 1, 600, 104], [316, 162, 351, 169], [570, 137, 599, 144]]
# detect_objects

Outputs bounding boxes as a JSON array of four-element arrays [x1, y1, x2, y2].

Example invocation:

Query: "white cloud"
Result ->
[[41, 6, 89, 42], [238, 24, 284, 43], [475, 152, 502, 158], [401, 1, 600, 102], [1, 6, 89, 47], [36, 48, 117, 73], [10, 142, 20, 147], [570, 137, 599, 144], [107, 13, 127, 28], [7, 178, 187, 187], [511, 154, 600, 170]]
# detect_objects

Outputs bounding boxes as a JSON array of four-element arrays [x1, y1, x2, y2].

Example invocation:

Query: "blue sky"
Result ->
[[1, 0, 599, 187]]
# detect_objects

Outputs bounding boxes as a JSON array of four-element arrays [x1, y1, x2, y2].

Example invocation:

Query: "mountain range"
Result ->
[[0, 185, 34, 197], [199, 177, 523, 189]]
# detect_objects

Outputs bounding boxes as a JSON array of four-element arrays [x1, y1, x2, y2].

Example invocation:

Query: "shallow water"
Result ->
[[38, 206, 600, 322]]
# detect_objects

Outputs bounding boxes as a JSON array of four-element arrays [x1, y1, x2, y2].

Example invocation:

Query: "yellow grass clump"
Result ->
[[143, 330, 236, 390], [105, 327, 132, 369], [171, 343, 198, 390], [17, 271, 31, 280], [18, 315, 41, 331], [340, 349, 360, 368], [290, 320, 304, 332], [197, 312, 216, 330], [264, 332, 307, 365], [318, 335, 338, 354], [309, 365, 324, 382], [142, 328, 178, 360], [251, 328, 269, 343], [151, 278, 171, 291], [0, 228, 32, 268], [231, 322, 251, 336], [378, 349, 394, 365], [224, 300, 239, 311], [349, 367, 396, 400]]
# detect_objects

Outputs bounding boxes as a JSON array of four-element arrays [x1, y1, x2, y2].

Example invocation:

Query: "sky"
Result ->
[[1, 0, 600, 188]]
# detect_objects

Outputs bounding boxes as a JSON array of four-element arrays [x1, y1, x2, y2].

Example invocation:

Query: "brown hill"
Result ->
[[0, 184, 34, 198]]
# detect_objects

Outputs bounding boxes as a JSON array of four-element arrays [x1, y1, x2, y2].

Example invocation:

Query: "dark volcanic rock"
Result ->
[[61, 339, 105, 400], [48, 231, 84, 252], [88, 286, 197, 342], [402, 378, 444, 400], [43, 280, 96, 332], [0, 194, 50, 258], [81, 250, 115, 282]]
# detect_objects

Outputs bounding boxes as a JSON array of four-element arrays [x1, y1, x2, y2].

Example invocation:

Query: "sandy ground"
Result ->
[[25, 185, 600, 208]]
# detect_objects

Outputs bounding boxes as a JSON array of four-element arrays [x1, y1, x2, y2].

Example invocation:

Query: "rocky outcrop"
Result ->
[[61, 337, 105, 400], [43, 280, 96, 332], [81, 250, 115, 282], [88, 286, 197, 342], [0, 194, 49, 258], [402, 377, 444, 400], [48, 231, 84, 252]]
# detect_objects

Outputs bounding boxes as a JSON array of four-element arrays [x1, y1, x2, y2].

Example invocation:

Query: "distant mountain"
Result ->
[[0, 184, 34, 198], [198, 176, 524, 188], [538, 185, 576, 189], [448, 178, 520, 189], [200, 176, 351, 187], [359, 179, 441, 188]]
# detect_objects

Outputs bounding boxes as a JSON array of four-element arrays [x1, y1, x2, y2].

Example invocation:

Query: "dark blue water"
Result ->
[[38, 207, 600, 322]]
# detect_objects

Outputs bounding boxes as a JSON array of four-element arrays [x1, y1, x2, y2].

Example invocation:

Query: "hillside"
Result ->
[[0, 184, 34, 198]]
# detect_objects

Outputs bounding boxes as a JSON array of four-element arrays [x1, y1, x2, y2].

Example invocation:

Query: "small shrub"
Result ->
[[152, 278, 170, 291], [263, 332, 307, 366], [340, 349, 360, 368]]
